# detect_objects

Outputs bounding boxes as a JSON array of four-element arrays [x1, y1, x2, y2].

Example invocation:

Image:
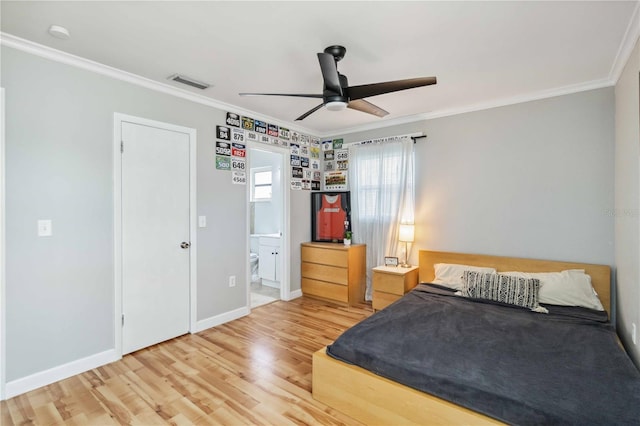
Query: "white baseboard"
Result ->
[[193, 306, 250, 333], [286, 289, 303, 301], [5, 349, 119, 400]]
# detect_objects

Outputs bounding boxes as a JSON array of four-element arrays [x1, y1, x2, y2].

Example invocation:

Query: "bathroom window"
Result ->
[[251, 167, 272, 201]]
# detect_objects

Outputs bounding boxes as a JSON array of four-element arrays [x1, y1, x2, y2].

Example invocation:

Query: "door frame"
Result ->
[[1, 88, 6, 400], [113, 113, 197, 357], [246, 143, 291, 306]]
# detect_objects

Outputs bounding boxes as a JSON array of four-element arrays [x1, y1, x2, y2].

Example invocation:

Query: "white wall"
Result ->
[[615, 35, 640, 367], [0, 45, 311, 389]]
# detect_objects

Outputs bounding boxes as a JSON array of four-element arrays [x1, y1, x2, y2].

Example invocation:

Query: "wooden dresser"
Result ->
[[301, 242, 366, 306]]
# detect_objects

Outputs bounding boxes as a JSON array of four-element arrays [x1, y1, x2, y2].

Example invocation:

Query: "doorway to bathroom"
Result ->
[[248, 145, 289, 308]]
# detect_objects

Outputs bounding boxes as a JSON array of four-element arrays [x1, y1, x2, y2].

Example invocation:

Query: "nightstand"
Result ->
[[372, 265, 419, 311]]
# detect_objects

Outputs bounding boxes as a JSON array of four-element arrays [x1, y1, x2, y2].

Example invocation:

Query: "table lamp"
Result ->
[[399, 224, 415, 268]]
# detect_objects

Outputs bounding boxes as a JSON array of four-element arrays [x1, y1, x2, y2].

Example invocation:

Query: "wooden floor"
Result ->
[[1, 297, 371, 425]]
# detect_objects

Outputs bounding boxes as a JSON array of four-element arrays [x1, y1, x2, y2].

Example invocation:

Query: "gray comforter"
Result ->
[[327, 284, 640, 425]]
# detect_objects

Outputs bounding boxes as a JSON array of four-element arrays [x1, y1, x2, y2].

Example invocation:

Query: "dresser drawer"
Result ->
[[373, 272, 407, 295], [301, 262, 348, 285], [301, 246, 348, 267], [372, 291, 400, 311], [302, 278, 348, 303]]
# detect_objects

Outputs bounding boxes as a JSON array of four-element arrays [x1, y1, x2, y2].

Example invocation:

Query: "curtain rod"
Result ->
[[343, 132, 425, 147]]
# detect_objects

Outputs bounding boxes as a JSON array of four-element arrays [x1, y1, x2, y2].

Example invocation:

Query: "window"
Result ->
[[251, 167, 272, 201]]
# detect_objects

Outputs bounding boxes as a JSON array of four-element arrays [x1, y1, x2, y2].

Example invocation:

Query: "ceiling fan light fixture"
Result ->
[[325, 100, 348, 111]]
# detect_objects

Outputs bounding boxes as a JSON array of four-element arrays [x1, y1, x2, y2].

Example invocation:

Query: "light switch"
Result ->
[[198, 216, 207, 228], [37, 219, 52, 237]]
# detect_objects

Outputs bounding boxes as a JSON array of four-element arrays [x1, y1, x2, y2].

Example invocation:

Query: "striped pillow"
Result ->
[[462, 271, 548, 313]]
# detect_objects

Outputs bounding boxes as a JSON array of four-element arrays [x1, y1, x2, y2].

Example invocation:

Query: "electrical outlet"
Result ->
[[632, 323, 637, 345], [37, 219, 52, 237], [229, 275, 236, 287]]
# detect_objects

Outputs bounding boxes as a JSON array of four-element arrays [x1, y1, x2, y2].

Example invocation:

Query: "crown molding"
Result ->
[[322, 77, 614, 138], [609, 0, 640, 83], [0, 32, 317, 136], [0, 30, 623, 139]]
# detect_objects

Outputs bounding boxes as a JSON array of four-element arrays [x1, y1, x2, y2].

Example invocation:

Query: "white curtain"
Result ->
[[349, 136, 415, 300]]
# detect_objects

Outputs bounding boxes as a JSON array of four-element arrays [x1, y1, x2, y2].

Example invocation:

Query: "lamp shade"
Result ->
[[398, 224, 415, 242]]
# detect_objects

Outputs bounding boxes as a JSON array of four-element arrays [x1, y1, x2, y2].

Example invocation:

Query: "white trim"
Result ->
[[0, 33, 316, 136], [5, 349, 119, 399], [287, 289, 303, 301], [194, 307, 250, 333], [246, 143, 292, 305], [0, 31, 623, 139], [610, 1, 640, 84], [0, 88, 6, 400], [113, 113, 197, 358]]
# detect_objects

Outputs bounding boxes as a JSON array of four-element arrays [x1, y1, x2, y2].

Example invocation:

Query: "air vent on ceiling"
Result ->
[[167, 74, 211, 90]]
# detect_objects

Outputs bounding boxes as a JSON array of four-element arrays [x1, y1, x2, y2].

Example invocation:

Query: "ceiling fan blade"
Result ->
[[347, 99, 389, 117], [295, 103, 325, 121], [347, 76, 437, 100], [317, 52, 343, 95], [239, 92, 323, 98]]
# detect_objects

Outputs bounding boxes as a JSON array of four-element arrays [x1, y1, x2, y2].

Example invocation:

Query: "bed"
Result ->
[[312, 250, 640, 425]]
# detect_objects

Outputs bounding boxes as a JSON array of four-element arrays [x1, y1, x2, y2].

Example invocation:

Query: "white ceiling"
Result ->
[[1, 1, 638, 136]]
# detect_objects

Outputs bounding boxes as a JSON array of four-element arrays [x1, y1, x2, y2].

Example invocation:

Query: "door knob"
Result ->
[[180, 242, 190, 249]]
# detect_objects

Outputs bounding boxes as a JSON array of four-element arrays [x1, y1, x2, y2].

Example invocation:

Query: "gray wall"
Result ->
[[1, 46, 246, 381], [614, 37, 640, 367], [341, 88, 615, 267]]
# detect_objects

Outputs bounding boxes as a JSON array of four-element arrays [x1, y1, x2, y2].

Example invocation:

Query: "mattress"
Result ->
[[327, 284, 640, 425]]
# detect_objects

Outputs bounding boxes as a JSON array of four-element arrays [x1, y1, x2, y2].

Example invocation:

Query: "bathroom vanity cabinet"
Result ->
[[259, 236, 280, 286]]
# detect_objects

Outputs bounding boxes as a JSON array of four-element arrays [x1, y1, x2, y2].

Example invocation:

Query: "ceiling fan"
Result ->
[[239, 45, 437, 121]]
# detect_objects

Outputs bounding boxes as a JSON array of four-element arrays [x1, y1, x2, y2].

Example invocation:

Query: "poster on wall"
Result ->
[[216, 126, 230, 140], [226, 112, 241, 127], [232, 143, 246, 157], [279, 127, 290, 140], [216, 141, 231, 156], [245, 130, 259, 143], [242, 116, 255, 131], [216, 155, 231, 171], [254, 120, 267, 134], [290, 179, 302, 190], [310, 191, 351, 242], [333, 138, 343, 149], [231, 157, 246, 172], [231, 128, 244, 143], [232, 171, 246, 185], [268, 123, 279, 137], [311, 181, 321, 191], [324, 170, 347, 190]]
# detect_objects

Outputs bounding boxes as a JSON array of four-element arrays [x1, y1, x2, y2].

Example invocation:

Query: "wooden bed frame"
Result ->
[[312, 250, 611, 425]]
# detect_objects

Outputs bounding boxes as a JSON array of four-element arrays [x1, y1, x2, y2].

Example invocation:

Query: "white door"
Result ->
[[121, 121, 190, 354]]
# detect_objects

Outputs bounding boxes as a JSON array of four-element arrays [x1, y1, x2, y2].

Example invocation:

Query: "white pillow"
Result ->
[[501, 270, 604, 311], [432, 263, 497, 290]]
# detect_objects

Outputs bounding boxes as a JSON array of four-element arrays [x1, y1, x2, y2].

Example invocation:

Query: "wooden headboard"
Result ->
[[419, 250, 612, 314]]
